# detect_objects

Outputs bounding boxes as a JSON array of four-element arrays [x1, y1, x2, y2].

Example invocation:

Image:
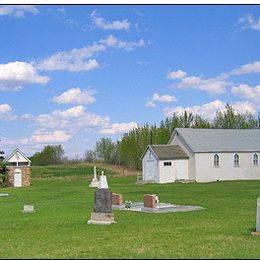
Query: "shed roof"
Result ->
[[3, 148, 31, 163], [142, 145, 189, 160], [168, 128, 260, 153]]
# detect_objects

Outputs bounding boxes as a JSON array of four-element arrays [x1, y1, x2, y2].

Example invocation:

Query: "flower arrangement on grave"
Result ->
[[125, 200, 132, 209]]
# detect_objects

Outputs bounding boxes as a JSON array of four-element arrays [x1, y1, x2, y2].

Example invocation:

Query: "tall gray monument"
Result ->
[[87, 172, 116, 225]]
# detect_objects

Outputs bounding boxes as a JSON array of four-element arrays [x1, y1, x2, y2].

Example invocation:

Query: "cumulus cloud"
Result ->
[[91, 10, 130, 30], [238, 14, 260, 31], [151, 93, 177, 103], [0, 104, 16, 120], [167, 70, 187, 80], [53, 88, 96, 104], [146, 93, 177, 108], [0, 5, 39, 18], [0, 61, 50, 91], [20, 130, 72, 145], [164, 100, 257, 120], [145, 101, 156, 108], [36, 105, 110, 130], [99, 122, 138, 135], [167, 69, 230, 95], [36, 35, 145, 72], [232, 84, 260, 103], [231, 61, 260, 75]]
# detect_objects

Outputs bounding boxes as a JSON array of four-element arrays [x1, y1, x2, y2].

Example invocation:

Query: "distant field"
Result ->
[[1, 176, 260, 258], [31, 163, 139, 179]]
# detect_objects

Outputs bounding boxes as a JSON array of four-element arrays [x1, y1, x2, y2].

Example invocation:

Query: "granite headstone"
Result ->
[[94, 189, 112, 213]]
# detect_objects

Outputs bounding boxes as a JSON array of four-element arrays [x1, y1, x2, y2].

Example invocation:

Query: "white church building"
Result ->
[[141, 128, 260, 183]]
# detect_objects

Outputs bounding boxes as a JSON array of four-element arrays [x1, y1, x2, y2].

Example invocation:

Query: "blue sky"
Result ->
[[1, 5, 260, 157]]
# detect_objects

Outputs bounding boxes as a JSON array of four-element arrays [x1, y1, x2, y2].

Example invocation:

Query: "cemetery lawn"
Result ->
[[1, 176, 260, 259]]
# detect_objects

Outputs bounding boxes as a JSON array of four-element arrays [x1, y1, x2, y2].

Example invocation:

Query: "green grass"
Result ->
[[31, 164, 118, 179], [1, 176, 260, 258]]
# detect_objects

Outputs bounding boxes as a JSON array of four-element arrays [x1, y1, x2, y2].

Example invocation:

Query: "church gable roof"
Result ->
[[169, 128, 260, 153]]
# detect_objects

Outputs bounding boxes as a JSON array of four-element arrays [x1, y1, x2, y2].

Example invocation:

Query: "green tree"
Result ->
[[0, 162, 8, 187], [30, 145, 65, 165], [95, 138, 115, 164], [214, 104, 258, 129]]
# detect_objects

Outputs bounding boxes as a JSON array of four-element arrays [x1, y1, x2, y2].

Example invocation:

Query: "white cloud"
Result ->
[[232, 84, 260, 103], [136, 60, 151, 66], [0, 104, 12, 114], [99, 35, 145, 51], [0, 5, 39, 18], [99, 122, 138, 135], [167, 69, 230, 95], [36, 35, 145, 72], [91, 10, 130, 30], [0, 104, 15, 120], [152, 93, 177, 103], [36, 105, 110, 130], [20, 113, 34, 120], [146, 93, 177, 108], [164, 100, 257, 120], [179, 76, 229, 94], [53, 88, 96, 104], [21, 130, 72, 145], [231, 61, 260, 75], [145, 101, 156, 108], [167, 70, 187, 80], [0, 61, 50, 91], [238, 14, 260, 31], [232, 101, 257, 115]]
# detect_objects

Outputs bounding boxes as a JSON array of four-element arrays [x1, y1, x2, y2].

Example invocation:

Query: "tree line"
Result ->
[[30, 104, 259, 168]]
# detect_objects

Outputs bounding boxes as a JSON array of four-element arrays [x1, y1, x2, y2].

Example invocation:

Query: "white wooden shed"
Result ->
[[141, 145, 189, 183]]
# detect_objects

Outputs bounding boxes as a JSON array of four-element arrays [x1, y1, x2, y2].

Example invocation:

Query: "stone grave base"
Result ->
[[89, 180, 99, 188], [87, 212, 116, 225], [0, 193, 9, 197], [112, 202, 204, 213], [251, 231, 260, 236]]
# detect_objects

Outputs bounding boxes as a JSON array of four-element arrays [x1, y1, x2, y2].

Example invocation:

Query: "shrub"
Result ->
[[0, 162, 8, 188]]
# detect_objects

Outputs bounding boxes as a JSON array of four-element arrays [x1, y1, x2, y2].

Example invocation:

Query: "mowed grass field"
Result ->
[[1, 170, 260, 258]]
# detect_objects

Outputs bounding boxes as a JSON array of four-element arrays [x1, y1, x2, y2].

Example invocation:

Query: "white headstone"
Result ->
[[99, 171, 109, 189], [89, 166, 99, 188], [23, 205, 35, 213], [93, 166, 97, 180]]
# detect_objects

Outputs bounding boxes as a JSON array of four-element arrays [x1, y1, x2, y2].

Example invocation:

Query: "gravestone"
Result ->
[[88, 172, 116, 225], [89, 166, 99, 188], [23, 205, 35, 213], [112, 193, 123, 206], [251, 198, 260, 236], [257, 198, 260, 232], [144, 194, 157, 208], [0, 193, 9, 197], [94, 189, 112, 213]]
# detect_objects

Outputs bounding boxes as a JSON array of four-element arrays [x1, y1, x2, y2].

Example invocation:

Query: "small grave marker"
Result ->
[[23, 205, 35, 213], [144, 194, 157, 208]]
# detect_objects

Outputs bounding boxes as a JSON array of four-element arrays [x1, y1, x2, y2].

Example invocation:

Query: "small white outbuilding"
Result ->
[[3, 148, 31, 187], [141, 145, 189, 183]]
